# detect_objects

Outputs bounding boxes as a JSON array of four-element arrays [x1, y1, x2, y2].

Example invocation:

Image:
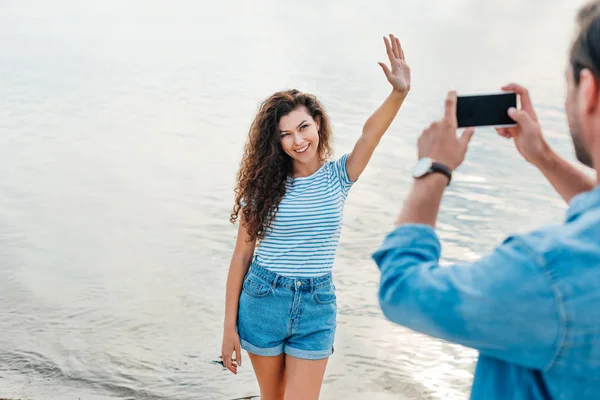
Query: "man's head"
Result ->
[[566, 1, 600, 168]]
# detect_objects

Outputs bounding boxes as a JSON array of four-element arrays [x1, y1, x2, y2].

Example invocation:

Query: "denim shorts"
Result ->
[[237, 262, 337, 360]]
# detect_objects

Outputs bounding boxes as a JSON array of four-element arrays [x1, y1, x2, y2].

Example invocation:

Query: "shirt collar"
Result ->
[[567, 185, 600, 222]]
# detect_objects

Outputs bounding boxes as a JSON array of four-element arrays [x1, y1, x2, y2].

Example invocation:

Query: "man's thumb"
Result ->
[[507, 107, 533, 127]]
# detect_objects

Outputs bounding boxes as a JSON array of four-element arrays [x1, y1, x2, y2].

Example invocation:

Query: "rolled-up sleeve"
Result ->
[[372, 224, 561, 371]]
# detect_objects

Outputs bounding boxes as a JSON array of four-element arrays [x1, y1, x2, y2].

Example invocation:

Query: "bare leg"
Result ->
[[283, 355, 329, 400], [247, 352, 286, 400]]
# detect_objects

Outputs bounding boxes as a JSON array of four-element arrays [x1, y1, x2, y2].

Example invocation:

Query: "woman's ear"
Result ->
[[316, 116, 321, 133]]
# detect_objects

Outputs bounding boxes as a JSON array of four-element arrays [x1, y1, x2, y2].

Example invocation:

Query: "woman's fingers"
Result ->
[[222, 351, 230, 369], [385, 34, 405, 62], [390, 34, 398, 58], [235, 343, 242, 367], [390, 34, 400, 59], [396, 37, 405, 60], [384, 36, 394, 64], [222, 351, 238, 374], [378, 62, 392, 79], [228, 361, 238, 375]]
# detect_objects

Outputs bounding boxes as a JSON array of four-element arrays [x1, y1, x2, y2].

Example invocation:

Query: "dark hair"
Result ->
[[230, 90, 333, 242], [570, 1, 600, 85]]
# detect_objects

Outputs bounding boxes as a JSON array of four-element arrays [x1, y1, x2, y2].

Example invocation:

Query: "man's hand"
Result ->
[[496, 83, 551, 166], [496, 83, 595, 203], [395, 92, 474, 228], [418, 91, 475, 170]]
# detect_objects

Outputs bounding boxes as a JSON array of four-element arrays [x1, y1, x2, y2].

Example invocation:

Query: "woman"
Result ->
[[222, 34, 410, 400]]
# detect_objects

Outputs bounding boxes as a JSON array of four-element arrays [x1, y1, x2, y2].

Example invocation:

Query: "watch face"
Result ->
[[413, 157, 433, 178]]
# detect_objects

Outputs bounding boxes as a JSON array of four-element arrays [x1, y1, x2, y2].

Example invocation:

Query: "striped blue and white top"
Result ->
[[254, 154, 355, 277]]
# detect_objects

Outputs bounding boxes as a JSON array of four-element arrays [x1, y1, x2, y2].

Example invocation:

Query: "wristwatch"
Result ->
[[412, 157, 452, 185]]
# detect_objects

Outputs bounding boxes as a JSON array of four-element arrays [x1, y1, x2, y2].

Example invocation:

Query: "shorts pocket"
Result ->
[[313, 284, 336, 305], [242, 275, 272, 298]]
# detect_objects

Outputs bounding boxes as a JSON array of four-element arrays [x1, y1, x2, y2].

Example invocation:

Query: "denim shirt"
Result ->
[[372, 186, 600, 399]]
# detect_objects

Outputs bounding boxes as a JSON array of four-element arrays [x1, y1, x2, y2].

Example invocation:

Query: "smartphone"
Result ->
[[456, 92, 517, 128]]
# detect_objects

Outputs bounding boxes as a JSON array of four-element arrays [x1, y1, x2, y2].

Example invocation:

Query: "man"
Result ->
[[372, 2, 600, 399]]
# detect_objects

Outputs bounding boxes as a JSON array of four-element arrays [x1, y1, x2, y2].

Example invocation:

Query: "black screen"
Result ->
[[456, 93, 517, 128]]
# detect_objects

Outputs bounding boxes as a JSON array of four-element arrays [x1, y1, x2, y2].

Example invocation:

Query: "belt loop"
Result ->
[[272, 275, 279, 288], [310, 278, 314, 293]]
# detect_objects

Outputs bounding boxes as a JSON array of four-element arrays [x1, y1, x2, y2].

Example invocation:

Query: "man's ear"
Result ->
[[578, 69, 600, 115]]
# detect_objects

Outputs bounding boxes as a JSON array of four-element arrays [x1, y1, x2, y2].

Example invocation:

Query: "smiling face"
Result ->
[[278, 106, 321, 165]]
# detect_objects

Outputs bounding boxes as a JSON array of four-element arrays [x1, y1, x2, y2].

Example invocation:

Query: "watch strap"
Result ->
[[430, 162, 452, 185]]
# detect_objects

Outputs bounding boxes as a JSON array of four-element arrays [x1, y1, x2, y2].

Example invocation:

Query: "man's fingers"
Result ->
[[460, 127, 475, 147], [502, 83, 535, 114], [508, 107, 535, 128], [222, 352, 230, 369], [495, 127, 512, 139], [444, 91, 458, 124]]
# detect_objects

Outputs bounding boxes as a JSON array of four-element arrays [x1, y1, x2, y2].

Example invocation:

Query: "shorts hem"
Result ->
[[240, 339, 284, 357], [284, 345, 333, 360]]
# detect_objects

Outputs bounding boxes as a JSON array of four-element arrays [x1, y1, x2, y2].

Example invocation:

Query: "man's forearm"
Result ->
[[395, 174, 448, 227], [535, 147, 596, 203]]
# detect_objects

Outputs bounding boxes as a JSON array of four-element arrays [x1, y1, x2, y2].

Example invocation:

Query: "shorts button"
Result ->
[[297, 281, 302, 286]]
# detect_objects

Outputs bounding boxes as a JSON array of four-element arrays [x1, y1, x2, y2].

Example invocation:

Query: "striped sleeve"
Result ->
[[331, 153, 356, 194]]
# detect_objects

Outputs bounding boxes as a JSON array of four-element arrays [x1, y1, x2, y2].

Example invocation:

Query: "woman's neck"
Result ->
[[291, 157, 323, 178]]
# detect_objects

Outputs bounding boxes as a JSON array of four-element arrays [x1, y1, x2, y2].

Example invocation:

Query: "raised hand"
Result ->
[[496, 84, 550, 166], [379, 34, 411, 95]]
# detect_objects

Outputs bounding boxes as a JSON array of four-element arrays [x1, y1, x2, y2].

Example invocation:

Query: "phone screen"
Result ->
[[456, 93, 517, 128]]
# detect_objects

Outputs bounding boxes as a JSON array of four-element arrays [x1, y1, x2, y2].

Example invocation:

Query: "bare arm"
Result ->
[[396, 174, 448, 227], [223, 223, 256, 330], [532, 146, 595, 203], [221, 220, 256, 374], [346, 34, 411, 182], [347, 90, 407, 181]]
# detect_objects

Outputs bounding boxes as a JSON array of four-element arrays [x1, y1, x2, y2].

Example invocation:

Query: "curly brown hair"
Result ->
[[230, 89, 333, 242]]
